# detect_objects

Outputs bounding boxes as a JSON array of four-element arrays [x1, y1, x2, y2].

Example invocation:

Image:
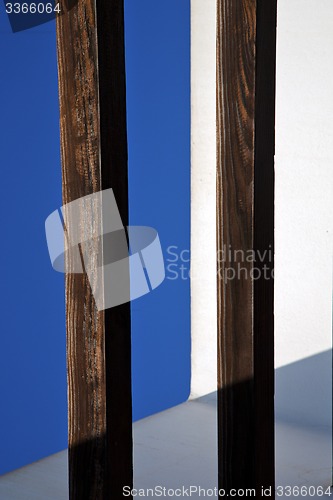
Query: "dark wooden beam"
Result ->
[[217, 0, 277, 496], [56, 1, 133, 498]]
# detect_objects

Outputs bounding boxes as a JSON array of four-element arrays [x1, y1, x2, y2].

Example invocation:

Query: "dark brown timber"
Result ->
[[217, 0, 277, 496], [56, 1, 133, 498]]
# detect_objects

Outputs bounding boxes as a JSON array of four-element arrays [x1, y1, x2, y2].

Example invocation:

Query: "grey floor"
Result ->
[[0, 394, 331, 499]]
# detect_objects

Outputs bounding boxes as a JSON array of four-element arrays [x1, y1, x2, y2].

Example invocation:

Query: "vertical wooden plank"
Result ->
[[95, 1, 133, 496], [253, 1, 277, 491], [217, 0, 276, 495], [217, 0, 257, 489], [56, 0, 133, 498]]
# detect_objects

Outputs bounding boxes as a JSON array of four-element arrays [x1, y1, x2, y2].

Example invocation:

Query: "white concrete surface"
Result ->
[[0, 394, 330, 499], [275, 350, 332, 428], [276, 419, 331, 498]]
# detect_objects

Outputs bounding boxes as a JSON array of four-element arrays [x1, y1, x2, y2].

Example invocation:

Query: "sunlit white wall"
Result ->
[[275, 0, 333, 368], [190, 0, 333, 429], [190, 0, 217, 398]]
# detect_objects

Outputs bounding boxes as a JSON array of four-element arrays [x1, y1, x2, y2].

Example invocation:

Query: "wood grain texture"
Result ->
[[217, 0, 276, 494], [56, 1, 133, 498]]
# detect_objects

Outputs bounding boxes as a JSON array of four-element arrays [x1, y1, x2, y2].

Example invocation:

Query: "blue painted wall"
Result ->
[[0, 14, 67, 475], [125, 0, 191, 421], [0, 0, 190, 474]]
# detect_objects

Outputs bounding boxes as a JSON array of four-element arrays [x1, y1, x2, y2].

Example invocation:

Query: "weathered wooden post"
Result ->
[[56, 0, 133, 498], [217, 0, 277, 496]]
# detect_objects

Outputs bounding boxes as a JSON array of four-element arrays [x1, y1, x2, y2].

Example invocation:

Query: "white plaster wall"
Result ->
[[190, 0, 217, 398], [275, 0, 333, 368], [190, 0, 333, 428], [274, 0, 333, 427]]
